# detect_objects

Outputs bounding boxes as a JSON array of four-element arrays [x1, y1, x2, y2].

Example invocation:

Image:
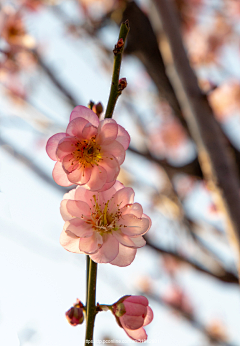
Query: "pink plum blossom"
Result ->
[[46, 105, 130, 191], [112, 295, 154, 342], [60, 181, 151, 266]]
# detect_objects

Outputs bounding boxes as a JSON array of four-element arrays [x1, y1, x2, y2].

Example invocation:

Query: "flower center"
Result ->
[[72, 136, 102, 168], [86, 195, 122, 235]]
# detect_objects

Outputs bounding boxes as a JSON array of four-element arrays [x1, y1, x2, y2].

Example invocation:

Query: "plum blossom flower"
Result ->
[[112, 295, 153, 342], [60, 181, 151, 266], [46, 106, 130, 191]]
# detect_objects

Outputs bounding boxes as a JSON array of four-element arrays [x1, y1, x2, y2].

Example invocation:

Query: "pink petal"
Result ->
[[66, 200, 91, 218], [65, 219, 93, 238], [46, 133, 66, 160], [101, 141, 125, 165], [121, 203, 143, 218], [121, 315, 145, 330], [125, 296, 149, 306], [56, 137, 77, 160], [110, 244, 136, 267], [143, 307, 154, 326], [66, 117, 89, 137], [112, 232, 139, 248], [99, 181, 124, 202], [120, 214, 150, 236], [60, 230, 82, 253], [79, 233, 103, 254], [123, 302, 147, 318], [97, 119, 118, 145], [62, 154, 78, 173], [74, 187, 98, 208], [96, 180, 116, 192], [123, 327, 147, 342], [90, 234, 119, 263], [70, 105, 99, 127], [82, 123, 98, 139], [52, 162, 73, 187], [99, 155, 120, 183], [129, 236, 146, 248], [67, 166, 91, 185], [85, 165, 107, 191], [116, 124, 130, 150], [108, 187, 135, 213], [60, 199, 74, 221]]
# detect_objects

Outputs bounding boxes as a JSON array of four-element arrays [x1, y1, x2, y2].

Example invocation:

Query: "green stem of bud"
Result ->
[[105, 20, 130, 119]]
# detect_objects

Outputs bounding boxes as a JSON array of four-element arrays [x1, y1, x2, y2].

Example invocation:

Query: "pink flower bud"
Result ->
[[112, 295, 153, 342], [65, 299, 84, 326]]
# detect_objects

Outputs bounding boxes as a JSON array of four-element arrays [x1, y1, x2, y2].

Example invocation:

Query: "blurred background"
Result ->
[[0, 0, 240, 345]]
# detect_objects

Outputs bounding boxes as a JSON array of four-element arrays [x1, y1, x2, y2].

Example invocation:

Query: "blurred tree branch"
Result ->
[[152, 0, 240, 278]]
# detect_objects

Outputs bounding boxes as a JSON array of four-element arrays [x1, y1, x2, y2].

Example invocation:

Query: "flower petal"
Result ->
[[60, 230, 82, 253], [97, 119, 118, 145], [108, 187, 135, 213], [123, 302, 147, 318], [125, 296, 149, 306], [123, 327, 147, 342], [62, 153, 78, 173], [66, 200, 91, 218], [121, 203, 143, 218], [52, 162, 73, 186], [101, 141, 125, 165], [70, 105, 99, 127], [46, 133, 66, 160], [85, 165, 107, 191], [56, 137, 76, 160], [120, 214, 150, 236], [67, 166, 91, 185], [110, 244, 136, 267], [112, 231, 139, 248], [121, 315, 145, 330], [79, 233, 103, 254], [99, 155, 120, 183], [66, 117, 89, 137], [60, 199, 74, 221], [116, 124, 130, 150], [129, 236, 146, 248], [143, 307, 154, 326], [82, 123, 98, 139], [64, 219, 93, 238], [90, 234, 119, 263]]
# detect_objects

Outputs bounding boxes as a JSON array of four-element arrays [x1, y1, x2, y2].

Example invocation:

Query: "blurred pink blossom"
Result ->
[[46, 105, 130, 191], [162, 285, 194, 315], [112, 295, 153, 342], [60, 181, 151, 266]]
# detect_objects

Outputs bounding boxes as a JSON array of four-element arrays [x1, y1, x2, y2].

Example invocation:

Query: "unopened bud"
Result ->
[[65, 299, 84, 326], [92, 102, 104, 118], [118, 78, 127, 92], [113, 38, 124, 55]]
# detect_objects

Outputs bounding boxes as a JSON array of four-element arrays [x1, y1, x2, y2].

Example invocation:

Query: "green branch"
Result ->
[[85, 258, 98, 345], [105, 20, 130, 119]]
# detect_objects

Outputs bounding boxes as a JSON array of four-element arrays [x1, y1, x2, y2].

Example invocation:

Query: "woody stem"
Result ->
[[105, 20, 130, 119], [85, 258, 98, 345]]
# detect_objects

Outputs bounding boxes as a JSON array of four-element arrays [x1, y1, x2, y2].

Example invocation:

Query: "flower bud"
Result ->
[[118, 78, 127, 92], [113, 38, 124, 55], [65, 299, 84, 326], [92, 102, 103, 118], [111, 295, 153, 342]]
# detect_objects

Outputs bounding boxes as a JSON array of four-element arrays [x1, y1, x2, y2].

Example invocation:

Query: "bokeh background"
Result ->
[[0, 0, 240, 345]]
